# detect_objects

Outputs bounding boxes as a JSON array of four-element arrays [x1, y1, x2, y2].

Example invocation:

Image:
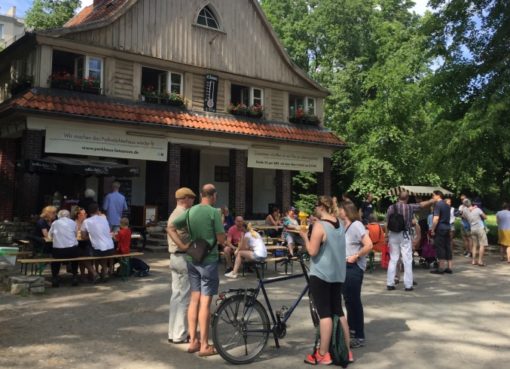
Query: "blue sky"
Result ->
[[0, 0, 93, 18]]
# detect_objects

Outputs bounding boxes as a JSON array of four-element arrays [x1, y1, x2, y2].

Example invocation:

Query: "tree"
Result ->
[[25, 0, 80, 30]]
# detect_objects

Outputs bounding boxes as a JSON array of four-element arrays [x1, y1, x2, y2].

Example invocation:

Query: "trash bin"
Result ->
[[0, 247, 19, 266]]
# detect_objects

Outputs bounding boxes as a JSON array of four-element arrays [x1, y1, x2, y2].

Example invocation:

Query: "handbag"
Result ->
[[185, 209, 215, 264]]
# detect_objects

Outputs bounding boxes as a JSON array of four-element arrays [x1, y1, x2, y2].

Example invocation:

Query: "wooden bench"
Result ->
[[18, 252, 144, 275]]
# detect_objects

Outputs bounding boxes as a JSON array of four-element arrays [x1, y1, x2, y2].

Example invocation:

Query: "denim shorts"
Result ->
[[187, 261, 219, 296]]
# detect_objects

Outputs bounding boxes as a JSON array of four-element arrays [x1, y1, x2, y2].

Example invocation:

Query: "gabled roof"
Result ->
[[47, 0, 328, 94], [0, 89, 345, 148]]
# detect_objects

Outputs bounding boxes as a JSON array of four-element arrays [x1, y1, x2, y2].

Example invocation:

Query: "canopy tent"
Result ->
[[23, 156, 140, 177], [389, 185, 453, 197]]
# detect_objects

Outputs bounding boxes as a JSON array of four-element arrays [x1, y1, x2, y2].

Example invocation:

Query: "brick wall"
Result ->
[[0, 139, 16, 221], [276, 170, 292, 211], [15, 130, 44, 219], [317, 157, 332, 197], [167, 143, 181, 210], [229, 149, 247, 217]]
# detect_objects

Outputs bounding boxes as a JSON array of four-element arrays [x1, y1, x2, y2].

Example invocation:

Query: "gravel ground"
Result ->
[[1, 247, 509, 369]]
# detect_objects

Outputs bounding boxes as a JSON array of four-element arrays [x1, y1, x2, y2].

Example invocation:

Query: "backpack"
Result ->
[[130, 258, 150, 277], [310, 309, 349, 367], [387, 204, 406, 233]]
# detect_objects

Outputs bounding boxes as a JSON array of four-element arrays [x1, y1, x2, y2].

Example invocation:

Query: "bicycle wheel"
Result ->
[[212, 294, 270, 364]]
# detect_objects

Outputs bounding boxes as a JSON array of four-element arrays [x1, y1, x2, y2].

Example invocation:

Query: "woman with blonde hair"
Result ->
[[225, 223, 267, 279], [338, 200, 373, 349], [299, 196, 352, 364], [32, 206, 57, 254]]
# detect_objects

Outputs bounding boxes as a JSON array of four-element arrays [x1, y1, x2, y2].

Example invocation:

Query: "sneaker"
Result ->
[[348, 350, 354, 363], [413, 281, 418, 286], [304, 350, 333, 365], [224, 267, 233, 275], [444, 268, 453, 274], [225, 271, 238, 279], [430, 269, 444, 275], [350, 338, 365, 348], [405, 287, 414, 291], [386, 285, 396, 291], [51, 278, 60, 288]]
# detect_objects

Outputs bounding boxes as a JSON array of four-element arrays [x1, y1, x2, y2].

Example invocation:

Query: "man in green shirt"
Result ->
[[168, 183, 225, 357]]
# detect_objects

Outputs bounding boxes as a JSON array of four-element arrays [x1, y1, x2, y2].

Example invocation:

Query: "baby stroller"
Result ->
[[418, 231, 438, 269]]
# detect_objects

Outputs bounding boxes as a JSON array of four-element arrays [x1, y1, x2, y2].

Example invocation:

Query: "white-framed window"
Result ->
[[141, 66, 183, 96], [289, 94, 316, 116], [231, 84, 264, 106], [251, 88, 263, 106], [74, 55, 103, 87], [197, 5, 220, 30], [168, 72, 183, 95]]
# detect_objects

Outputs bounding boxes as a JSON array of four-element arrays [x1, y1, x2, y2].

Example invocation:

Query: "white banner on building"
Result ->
[[248, 149, 324, 172], [45, 124, 167, 162]]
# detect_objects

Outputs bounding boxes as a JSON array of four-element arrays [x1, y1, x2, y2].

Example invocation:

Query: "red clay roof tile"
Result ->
[[1, 89, 345, 147]]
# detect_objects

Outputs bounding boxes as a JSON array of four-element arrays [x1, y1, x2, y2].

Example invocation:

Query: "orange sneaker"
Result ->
[[304, 350, 333, 365], [348, 350, 355, 363]]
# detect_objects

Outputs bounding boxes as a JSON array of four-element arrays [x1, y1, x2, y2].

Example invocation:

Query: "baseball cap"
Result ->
[[175, 187, 196, 199]]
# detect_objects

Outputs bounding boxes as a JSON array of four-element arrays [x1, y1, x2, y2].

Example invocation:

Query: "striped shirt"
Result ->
[[386, 202, 421, 230]]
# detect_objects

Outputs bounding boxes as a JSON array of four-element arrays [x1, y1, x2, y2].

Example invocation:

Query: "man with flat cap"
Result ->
[[167, 187, 196, 344]]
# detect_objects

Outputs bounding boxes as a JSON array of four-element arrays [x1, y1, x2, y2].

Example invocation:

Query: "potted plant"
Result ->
[[141, 85, 158, 103], [48, 71, 75, 90], [81, 76, 101, 94], [9, 75, 33, 95], [248, 104, 264, 118], [227, 102, 249, 117], [168, 92, 185, 107], [289, 106, 320, 126]]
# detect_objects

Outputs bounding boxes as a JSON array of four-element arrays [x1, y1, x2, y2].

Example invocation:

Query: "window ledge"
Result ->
[[192, 23, 227, 35]]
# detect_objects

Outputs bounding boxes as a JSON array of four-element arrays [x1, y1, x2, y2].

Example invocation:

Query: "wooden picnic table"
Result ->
[[253, 225, 283, 231]]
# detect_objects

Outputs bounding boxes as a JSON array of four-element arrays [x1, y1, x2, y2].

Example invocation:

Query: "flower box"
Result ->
[[227, 103, 264, 119], [141, 88, 185, 108], [48, 73, 101, 95], [289, 107, 320, 126]]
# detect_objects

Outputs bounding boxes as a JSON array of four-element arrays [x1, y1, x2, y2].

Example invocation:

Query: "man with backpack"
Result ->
[[386, 192, 436, 291]]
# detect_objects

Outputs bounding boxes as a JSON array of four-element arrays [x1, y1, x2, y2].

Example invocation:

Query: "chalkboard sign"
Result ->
[[204, 74, 219, 112]]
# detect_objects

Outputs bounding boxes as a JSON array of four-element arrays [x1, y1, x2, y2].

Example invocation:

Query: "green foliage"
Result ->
[[25, 0, 80, 30], [292, 171, 318, 214], [262, 0, 509, 206]]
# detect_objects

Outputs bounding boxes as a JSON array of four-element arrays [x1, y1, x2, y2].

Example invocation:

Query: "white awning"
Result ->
[[389, 186, 453, 197]]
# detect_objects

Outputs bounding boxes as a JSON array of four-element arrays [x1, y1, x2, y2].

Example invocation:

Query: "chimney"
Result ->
[[6, 6, 16, 17]]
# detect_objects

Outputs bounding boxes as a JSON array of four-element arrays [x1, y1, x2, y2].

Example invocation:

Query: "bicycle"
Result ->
[[211, 253, 319, 364]]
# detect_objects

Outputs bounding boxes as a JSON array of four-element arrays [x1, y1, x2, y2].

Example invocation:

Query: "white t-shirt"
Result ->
[[49, 217, 78, 249], [345, 220, 368, 271], [463, 207, 485, 231], [496, 210, 510, 230], [244, 232, 267, 259], [82, 215, 114, 251]]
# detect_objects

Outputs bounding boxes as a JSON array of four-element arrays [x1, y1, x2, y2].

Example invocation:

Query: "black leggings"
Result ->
[[309, 275, 344, 319]]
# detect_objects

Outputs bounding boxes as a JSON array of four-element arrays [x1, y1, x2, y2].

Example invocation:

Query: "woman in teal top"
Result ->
[[299, 196, 352, 365]]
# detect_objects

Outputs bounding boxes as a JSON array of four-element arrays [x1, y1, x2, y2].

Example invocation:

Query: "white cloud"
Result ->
[[412, 0, 430, 15], [79, 0, 94, 10]]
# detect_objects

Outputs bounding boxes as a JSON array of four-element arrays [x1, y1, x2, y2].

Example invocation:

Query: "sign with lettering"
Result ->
[[204, 74, 218, 112], [45, 124, 168, 162], [247, 149, 324, 172]]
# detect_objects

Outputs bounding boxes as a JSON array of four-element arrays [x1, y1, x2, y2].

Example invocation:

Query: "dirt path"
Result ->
[[1, 250, 509, 369]]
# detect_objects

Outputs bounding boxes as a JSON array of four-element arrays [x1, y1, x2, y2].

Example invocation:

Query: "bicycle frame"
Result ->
[[252, 257, 311, 348]]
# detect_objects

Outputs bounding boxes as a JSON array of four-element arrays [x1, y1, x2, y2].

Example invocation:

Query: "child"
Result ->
[[115, 217, 132, 255]]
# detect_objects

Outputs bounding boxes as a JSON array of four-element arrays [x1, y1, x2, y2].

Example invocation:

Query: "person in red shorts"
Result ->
[[115, 217, 132, 255]]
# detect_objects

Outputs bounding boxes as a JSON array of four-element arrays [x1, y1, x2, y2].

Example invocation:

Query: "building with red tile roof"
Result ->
[[0, 0, 344, 221]]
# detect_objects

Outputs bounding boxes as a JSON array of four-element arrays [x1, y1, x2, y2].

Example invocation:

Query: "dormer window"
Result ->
[[197, 5, 220, 30]]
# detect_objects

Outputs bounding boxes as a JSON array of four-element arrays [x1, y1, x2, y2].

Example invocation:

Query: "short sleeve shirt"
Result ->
[[172, 204, 224, 264], [34, 219, 51, 238], [496, 210, 510, 230], [49, 218, 77, 249], [345, 220, 368, 271], [82, 215, 115, 251], [433, 200, 451, 231], [227, 226, 244, 246], [463, 207, 485, 231], [167, 205, 190, 253]]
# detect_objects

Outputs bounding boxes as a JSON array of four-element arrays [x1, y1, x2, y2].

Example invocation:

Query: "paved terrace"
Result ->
[[1, 247, 509, 369]]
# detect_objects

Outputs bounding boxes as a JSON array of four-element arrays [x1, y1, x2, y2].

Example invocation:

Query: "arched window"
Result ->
[[197, 5, 220, 29]]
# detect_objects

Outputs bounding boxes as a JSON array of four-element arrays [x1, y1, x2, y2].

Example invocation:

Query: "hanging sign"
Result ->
[[204, 74, 218, 112]]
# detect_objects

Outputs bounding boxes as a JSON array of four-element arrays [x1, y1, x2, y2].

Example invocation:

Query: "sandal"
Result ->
[[198, 346, 217, 357], [471, 261, 478, 265], [187, 341, 201, 353], [478, 262, 486, 267]]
